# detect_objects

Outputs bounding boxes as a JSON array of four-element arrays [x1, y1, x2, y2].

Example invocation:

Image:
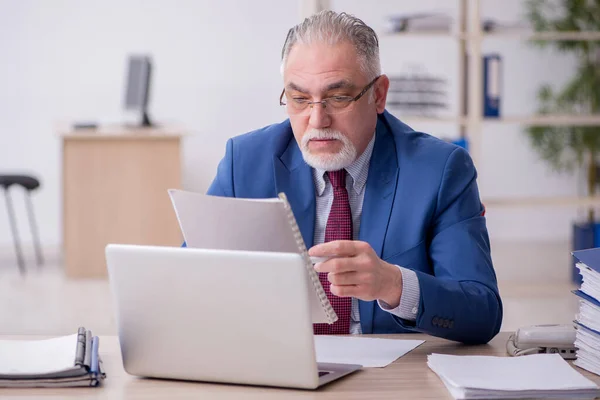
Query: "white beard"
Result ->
[[300, 129, 357, 171]]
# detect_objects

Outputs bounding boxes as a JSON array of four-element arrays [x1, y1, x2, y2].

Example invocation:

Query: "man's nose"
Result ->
[[308, 102, 331, 129]]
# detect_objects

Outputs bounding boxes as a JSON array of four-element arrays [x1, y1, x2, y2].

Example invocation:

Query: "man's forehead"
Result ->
[[283, 43, 365, 93], [284, 41, 361, 74]]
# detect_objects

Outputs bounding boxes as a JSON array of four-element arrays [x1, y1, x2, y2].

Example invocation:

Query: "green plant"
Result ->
[[524, 0, 600, 221]]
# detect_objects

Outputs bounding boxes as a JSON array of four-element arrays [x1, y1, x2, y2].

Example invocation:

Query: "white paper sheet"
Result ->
[[168, 189, 298, 253], [428, 353, 600, 399], [577, 263, 600, 301], [167, 189, 333, 324], [0, 335, 77, 375], [314, 336, 424, 368], [579, 302, 600, 333]]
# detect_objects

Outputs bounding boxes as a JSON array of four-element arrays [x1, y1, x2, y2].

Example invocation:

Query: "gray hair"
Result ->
[[280, 10, 381, 81]]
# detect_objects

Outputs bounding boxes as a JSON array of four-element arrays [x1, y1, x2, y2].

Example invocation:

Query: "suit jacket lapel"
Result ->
[[358, 118, 399, 334], [273, 137, 316, 249]]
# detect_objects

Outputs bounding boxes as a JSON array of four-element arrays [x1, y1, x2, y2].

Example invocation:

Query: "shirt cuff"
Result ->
[[377, 266, 420, 321]]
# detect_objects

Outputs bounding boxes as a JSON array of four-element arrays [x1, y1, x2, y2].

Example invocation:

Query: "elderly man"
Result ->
[[206, 10, 502, 344]]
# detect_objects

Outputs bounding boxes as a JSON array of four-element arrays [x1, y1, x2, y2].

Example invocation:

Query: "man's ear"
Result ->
[[374, 74, 390, 114]]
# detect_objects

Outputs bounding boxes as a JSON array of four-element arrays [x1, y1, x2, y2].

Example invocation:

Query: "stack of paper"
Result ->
[[0, 327, 105, 387], [428, 353, 600, 399], [573, 248, 600, 376]]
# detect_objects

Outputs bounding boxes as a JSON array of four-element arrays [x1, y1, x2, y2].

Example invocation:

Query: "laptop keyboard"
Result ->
[[318, 371, 331, 377]]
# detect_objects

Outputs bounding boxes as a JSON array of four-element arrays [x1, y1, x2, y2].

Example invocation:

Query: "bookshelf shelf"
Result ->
[[374, 0, 600, 208], [482, 30, 600, 41], [401, 115, 600, 127], [441, 1, 599, 208], [483, 196, 600, 208], [385, 31, 600, 41], [400, 116, 468, 125], [484, 115, 600, 127], [384, 31, 458, 38]]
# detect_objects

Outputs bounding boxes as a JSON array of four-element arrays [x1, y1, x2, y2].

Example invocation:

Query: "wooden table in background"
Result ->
[[1, 332, 599, 399], [61, 126, 184, 278]]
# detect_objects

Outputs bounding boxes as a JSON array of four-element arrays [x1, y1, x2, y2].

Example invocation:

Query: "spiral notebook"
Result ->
[[167, 189, 337, 325], [0, 327, 106, 388]]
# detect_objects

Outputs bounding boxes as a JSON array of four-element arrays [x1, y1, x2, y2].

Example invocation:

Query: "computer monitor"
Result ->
[[124, 55, 153, 127]]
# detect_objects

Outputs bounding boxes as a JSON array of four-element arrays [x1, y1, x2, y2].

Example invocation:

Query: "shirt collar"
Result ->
[[313, 133, 376, 196]]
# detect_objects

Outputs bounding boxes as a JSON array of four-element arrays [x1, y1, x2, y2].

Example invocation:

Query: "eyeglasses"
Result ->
[[279, 76, 380, 116]]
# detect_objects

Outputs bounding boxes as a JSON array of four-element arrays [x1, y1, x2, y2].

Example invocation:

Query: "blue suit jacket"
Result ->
[[202, 110, 502, 344]]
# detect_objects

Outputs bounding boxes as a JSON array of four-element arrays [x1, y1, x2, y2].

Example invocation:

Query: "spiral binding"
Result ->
[[278, 192, 338, 324]]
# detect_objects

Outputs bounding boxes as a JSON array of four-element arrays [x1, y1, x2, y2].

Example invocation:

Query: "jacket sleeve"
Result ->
[[182, 138, 235, 248], [207, 138, 235, 197], [393, 146, 503, 344]]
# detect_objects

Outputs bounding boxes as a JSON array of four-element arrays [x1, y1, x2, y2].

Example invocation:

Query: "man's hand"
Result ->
[[309, 240, 403, 307]]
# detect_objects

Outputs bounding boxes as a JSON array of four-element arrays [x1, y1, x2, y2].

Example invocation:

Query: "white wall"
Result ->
[[0, 0, 296, 253], [0, 0, 584, 254]]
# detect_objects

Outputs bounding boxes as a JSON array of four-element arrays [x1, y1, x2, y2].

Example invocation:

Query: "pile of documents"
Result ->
[[0, 327, 105, 387], [573, 248, 600, 377], [428, 353, 600, 399]]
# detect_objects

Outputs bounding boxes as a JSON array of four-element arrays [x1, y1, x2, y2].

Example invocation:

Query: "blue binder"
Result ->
[[571, 224, 599, 284], [572, 246, 600, 273], [483, 54, 501, 117]]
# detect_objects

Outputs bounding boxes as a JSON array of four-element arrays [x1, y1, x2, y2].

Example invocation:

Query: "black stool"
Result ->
[[0, 175, 44, 273]]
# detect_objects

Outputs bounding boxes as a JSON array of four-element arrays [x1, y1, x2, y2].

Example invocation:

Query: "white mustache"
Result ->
[[301, 129, 345, 148]]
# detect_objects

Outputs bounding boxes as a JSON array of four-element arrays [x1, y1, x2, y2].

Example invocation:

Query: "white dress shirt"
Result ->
[[312, 134, 420, 334]]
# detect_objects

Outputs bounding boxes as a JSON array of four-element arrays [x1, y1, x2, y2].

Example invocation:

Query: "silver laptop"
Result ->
[[105, 244, 361, 389]]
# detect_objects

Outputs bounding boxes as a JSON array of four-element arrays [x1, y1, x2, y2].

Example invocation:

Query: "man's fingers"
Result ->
[[328, 271, 358, 286], [314, 257, 356, 274], [329, 284, 359, 298], [330, 283, 376, 300], [328, 271, 372, 286], [308, 240, 358, 257]]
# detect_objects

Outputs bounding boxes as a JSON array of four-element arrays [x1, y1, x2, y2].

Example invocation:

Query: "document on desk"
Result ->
[[0, 335, 78, 377], [0, 327, 105, 387], [428, 353, 600, 399], [314, 336, 424, 368]]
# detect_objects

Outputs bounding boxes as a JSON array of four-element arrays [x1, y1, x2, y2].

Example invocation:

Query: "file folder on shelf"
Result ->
[[483, 54, 502, 118]]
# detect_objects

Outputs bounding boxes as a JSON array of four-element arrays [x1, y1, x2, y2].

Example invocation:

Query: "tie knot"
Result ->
[[327, 170, 346, 189]]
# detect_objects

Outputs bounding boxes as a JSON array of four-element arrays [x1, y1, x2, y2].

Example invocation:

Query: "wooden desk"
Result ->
[[1, 332, 599, 399], [61, 126, 184, 278]]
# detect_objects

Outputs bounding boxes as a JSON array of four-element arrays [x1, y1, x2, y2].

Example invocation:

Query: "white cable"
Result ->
[[506, 333, 542, 357]]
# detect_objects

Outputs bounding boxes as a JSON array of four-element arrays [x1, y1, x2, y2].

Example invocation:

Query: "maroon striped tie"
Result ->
[[313, 169, 353, 335]]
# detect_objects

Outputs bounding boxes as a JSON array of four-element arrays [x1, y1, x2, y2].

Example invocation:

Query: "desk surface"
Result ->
[[1, 332, 598, 399]]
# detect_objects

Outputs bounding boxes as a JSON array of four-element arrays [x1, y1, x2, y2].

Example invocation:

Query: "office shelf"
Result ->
[[402, 115, 600, 127], [384, 31, 457, 38], [484, 115, 600, 127], [384, 0, 600, 208], [483, 196, 600, 208], [386, 31, 600, 41], [482, 30, 600, 41], [401, 116, 468, 125]]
